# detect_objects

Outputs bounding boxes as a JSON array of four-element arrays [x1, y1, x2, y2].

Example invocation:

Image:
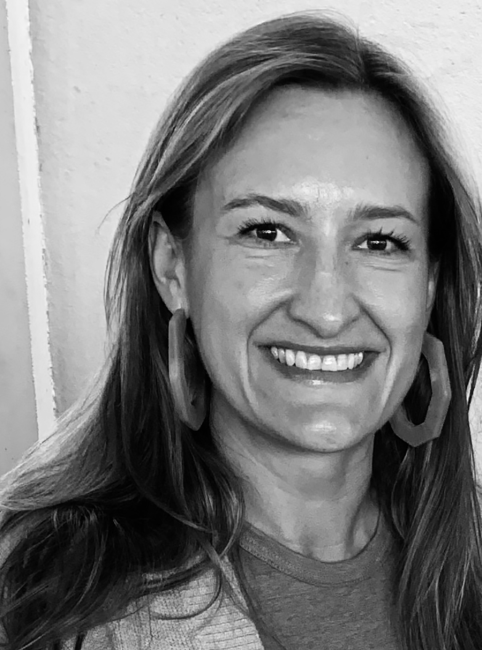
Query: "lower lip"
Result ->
[[262, 348, 377, 384]]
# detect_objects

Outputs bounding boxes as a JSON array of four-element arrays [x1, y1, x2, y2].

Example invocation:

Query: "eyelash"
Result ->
[[237, 218, 411, 252], [238, 218, 292, 243], [365, 228, 411, 252]]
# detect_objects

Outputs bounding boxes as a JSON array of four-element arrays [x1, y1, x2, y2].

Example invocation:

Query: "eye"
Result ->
[[237, 218, 292, 245], [357, 230, 411, 254]]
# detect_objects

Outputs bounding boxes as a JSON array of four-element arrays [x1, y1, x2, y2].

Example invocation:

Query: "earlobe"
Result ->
[[149, 212, 187, 315]]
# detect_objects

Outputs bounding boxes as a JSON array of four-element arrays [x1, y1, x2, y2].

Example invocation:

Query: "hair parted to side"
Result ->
[[1, 11, 482, 650]]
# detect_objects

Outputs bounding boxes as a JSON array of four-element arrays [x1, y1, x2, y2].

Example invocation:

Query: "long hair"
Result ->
[[1, 11, 482, 650]]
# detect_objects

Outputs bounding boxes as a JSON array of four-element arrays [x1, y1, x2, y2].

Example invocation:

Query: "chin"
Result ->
[[270, 415, 369, 451]]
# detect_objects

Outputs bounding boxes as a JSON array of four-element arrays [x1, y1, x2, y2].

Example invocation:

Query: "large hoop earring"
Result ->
[[388, 332, 452, 447], [168, 308, 208, 431]]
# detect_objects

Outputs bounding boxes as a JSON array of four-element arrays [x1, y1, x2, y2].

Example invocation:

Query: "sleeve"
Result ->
[[62, 625, 118, 650], [61, 607, 152, 650]]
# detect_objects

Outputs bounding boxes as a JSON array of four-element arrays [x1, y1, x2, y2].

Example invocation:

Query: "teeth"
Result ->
[[307, 354, 322, 370], [270, 347, 364, 371], [321, 355, 337, 371], [295, 351, 308, 369], [285, 349, 296, 366], [336, 354, 348, 370]]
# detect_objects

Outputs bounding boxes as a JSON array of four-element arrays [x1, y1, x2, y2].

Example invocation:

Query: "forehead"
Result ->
[[196, 87, 430, 220]]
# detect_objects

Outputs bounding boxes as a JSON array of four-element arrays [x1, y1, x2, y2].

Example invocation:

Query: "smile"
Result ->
[[270, 346, 364, 372]]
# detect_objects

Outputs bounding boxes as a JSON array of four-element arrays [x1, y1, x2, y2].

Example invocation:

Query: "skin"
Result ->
[[151, 87, 437, 562]]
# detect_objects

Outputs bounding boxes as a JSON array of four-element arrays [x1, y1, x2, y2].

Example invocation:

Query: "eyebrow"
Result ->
[[352, 203, 419, 225], [221, 193, 310, 219], [221, 193, 419, 226]]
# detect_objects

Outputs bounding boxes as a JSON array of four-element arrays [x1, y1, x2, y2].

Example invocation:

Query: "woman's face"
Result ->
[[184, 87, 436, 452]]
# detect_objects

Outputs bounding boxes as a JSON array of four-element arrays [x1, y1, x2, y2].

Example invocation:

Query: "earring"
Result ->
[[168, 308, 208, 430], [388, 332, 452, 447]]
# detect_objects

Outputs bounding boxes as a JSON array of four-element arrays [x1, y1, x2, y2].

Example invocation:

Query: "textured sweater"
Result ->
[[64, 558, 264, 650]]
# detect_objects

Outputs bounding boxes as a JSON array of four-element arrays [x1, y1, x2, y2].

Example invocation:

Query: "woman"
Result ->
[[1, 11, 482, 650]]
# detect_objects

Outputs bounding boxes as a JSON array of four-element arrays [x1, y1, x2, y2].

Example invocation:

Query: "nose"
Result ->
[[287, 246, 360, 338]]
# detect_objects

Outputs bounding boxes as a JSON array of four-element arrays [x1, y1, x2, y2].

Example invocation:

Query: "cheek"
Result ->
[[189, 248, 287, 324], [356, 265, 431, 415], [362, 266, 429, 386], [185, 250, 281, 380], [360, 261, 429, 330]]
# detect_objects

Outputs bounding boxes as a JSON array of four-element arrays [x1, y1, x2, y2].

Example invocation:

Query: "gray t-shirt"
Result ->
[[238, 510, 401, 650]]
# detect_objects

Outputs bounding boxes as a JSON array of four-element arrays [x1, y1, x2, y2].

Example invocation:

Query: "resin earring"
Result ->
[[389, 332, 452, 447], [168, 308, 208, 430]]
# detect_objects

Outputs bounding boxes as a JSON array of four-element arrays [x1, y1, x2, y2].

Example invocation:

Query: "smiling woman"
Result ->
[[1, 11, 482, 650]]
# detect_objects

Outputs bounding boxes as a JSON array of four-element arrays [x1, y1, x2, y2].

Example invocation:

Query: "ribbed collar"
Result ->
[[239, 508, 395, 586]]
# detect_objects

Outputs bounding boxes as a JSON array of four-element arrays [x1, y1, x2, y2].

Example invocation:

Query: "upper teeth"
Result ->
[[270, 347, 364, 371]]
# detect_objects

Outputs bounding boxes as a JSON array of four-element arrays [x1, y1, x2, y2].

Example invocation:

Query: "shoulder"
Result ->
[[66, 560, 263, 650], [62, 573, 218, 650], [62, 626, 117, 650]]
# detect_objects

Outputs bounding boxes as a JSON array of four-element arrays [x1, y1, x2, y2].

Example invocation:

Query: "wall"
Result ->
[[3, 0, 482, 472], [0, 0, 37, 476]]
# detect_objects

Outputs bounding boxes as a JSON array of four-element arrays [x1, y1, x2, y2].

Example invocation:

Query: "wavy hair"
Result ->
[[1, 11, 482, 650]]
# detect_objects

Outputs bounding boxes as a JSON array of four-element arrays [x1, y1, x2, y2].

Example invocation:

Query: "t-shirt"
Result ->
[[238, 510, 401, 650]]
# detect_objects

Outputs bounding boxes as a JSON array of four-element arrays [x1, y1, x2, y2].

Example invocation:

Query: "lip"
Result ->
[[266, 341, 379, 356], [262, 346, 378, 384]]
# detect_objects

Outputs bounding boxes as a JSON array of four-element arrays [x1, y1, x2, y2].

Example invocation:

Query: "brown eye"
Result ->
[[255, 226, 279, 241], [238, 220, 292, 245], [366, 237, 388, 251], [357, 230, 411, 254]]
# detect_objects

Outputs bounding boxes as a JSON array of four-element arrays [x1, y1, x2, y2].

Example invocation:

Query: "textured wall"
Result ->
[[28, 0, 482, 461], [0, 0, 37, 476]]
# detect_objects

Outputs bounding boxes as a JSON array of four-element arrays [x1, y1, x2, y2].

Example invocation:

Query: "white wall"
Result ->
[[0, 0, 37, 476], [8, 0, 482, 466]]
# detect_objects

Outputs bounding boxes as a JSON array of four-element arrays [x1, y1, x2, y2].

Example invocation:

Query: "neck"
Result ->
[[211, 411, 379, 563]]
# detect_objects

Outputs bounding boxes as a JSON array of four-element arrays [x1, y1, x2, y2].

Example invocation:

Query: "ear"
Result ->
[[425, 261, 439, 328], [149, 211, 188, 315]]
